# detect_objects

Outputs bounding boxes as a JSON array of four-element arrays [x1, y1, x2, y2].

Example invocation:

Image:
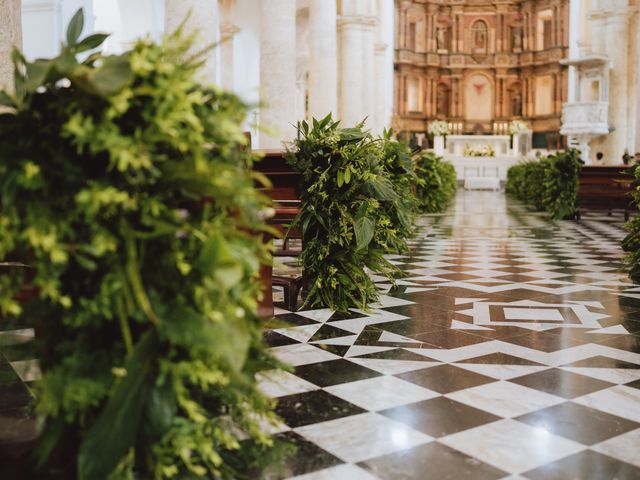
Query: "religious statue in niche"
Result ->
[[471, 21, 488, 54], [511, 27, 523, 51], [436, 84, 450, 116], [437, 27, 448, 50], [512, 91, 522, 117]]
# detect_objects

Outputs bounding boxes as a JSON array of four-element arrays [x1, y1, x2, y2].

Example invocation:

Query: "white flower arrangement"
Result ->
[[464, 144, 495, 157], [428, 120, 450, 136], [507, 119, 528, 135]]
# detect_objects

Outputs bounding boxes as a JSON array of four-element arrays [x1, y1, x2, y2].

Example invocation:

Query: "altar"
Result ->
[[446, 135, 512, 157], [433, 131, 533, 183]]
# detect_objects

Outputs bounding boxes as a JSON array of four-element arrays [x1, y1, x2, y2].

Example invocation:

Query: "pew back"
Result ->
[[576, 165, 635, 220]]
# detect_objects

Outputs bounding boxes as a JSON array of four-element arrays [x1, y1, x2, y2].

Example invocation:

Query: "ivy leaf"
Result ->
[[78, 330, 158, 480], [66, 8, 84, 46], [354, 216, 374, 251], [75, 33, 110, 53]]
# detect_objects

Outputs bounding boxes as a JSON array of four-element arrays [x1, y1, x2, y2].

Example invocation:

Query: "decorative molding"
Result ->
[[337, 15, 378, 28]]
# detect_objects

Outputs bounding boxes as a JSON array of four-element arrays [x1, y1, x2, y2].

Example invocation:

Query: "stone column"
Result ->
[[629, 7, 640, 153], [567, 0, 581, 103], [636, 11, 640, 154], [165, 0, 219, 85], [308, 0, 337, 120], [361, 18, 377, 129], [590, 3, 632, 164], [259, 0, 296, 148], [0, 0, 22, 92], [219, 0, 237, 91], [219, 22, 239, 91], [374, 43, 388, 132], [338, 16, 364, 126]]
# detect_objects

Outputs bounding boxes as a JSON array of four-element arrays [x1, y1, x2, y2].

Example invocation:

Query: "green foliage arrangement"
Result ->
[[286, 115, 408, 312], [505, 159, 548, 210], [414, 151, 458, 213], [506, 150, 581, 220], [0, 11, 283, 479], [380, 129, 418, 241], [622, 165, 640, 282]]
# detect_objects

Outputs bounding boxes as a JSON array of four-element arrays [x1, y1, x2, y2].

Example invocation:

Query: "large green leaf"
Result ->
[[87, 54, 133, 96], [364, 176, 398, 202], [197, 233, 245, 290], [66, 9, 84, 46], [0, 91, 15, 108], [75, 33, 110, 53], [77, 330, 158, 480], [161, 306, 250, 371], [143, 379, 176, 440], [354, 216, 374, 251]]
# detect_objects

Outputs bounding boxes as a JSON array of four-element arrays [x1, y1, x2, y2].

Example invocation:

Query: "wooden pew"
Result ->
[[252, 149, 305, 311], [576, 165, 635, 221]]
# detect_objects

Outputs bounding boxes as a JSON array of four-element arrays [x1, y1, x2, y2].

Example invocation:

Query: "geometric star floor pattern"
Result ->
[[263, 191, 640, 480]]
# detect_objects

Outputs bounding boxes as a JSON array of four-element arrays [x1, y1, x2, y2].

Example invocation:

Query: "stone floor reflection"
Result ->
[[265, 190, 640, 480]]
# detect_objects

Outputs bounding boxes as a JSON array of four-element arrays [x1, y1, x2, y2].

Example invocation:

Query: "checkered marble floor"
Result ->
[[263, 191, 640, 480]]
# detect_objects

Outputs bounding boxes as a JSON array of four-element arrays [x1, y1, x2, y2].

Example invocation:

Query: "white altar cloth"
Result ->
[[464, 177, 501, 190], [446, 135, 512, 156]]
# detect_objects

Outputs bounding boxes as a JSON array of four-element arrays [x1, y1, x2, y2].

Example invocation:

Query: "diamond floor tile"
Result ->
[[360, 441, 507, 480], [509, 368, 615, 399], [397, 364, 497, 394], [7, 191, 640, 479], [523, 449, 640, 480], [380, 396, 501, 438], [515, 402, 640, 445]]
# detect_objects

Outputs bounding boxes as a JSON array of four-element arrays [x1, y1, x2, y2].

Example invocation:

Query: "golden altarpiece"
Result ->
[[394, 0, 569, 148]]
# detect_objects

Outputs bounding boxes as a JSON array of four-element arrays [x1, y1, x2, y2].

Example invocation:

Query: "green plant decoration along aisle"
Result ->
[[623, 164, 640, 282], [414, 151, 457, 213], [0, 10, 286, 479], [506, 150, 581, 220], [379, 129, 418, 244], [286, 115, 404, 312]]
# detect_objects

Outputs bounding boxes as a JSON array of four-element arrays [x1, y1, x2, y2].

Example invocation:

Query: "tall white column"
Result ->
[[636, 13, 640, 153], [590, 4, 631, 164], [629, 8, 639, 153], [374, 43, 387, 133], [0, 0, 21, 92], [259, 0, 296, 149], [567, 0, 581, 103], [374, 0, 395, 133], [308, 0, 337, 120], [361, 19, 376, 129], [338, 16, 364, 126], [219, 0, 238, 91], [165, 0, 219, 85]]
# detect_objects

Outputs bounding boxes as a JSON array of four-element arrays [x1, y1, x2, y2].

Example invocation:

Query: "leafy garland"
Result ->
[[506, 150, 581, 219], [380, 129, 417, 243], [622, 165, 640, 281], [414, 151, 458, 213], [286, 115, 410, 312], [0, 11, 285, 479]]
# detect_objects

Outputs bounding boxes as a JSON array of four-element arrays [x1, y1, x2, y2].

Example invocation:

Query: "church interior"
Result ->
[[1, 1, 640, 479]]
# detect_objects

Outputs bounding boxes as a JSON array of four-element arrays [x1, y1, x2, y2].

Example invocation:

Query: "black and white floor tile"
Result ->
[[265, 191, 640, 480], [2, 191, 640, 479]]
